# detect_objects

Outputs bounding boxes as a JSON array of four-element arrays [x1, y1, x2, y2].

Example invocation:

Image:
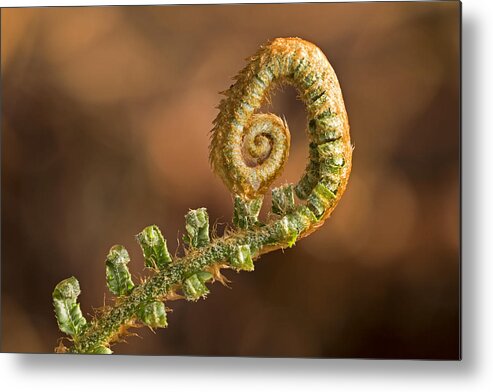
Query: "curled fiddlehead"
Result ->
[[53, 37, 352, 354]]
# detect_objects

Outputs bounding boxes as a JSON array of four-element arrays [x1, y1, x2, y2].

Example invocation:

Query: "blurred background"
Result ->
[[1, 2, 460, 358]]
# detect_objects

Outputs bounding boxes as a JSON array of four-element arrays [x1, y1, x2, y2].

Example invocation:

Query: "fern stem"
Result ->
[[72, 206, 311, 353]]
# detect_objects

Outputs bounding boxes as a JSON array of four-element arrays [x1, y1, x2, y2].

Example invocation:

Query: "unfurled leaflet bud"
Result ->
[[88, 346, 113, 354], [292, 205, 318, 231], [105, 245, 134, 296], [233, 195, 263, 229], [308, 110, 344, 144], [138, 301, 168, 329], [307, 182, 336, 217], [183, 208, 210, 248], [277, 216, 299, 248], [137, 225, 172, 270], [272, 184, 295, 216], [295, 143, 320, 200], [183, 272, 213, 301], [53, 276, 87, 337], [317, 140, 345, 193], [228, 244, 254, 272]]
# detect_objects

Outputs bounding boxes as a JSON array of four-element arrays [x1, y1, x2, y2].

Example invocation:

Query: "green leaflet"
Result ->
[[228, 244, 254, 272], [53, 277, 87, 337], [293, 205, 319, 229], [138, 301, 168, 329], [308, 111, 343, 144], [317, 140, 345, 168], [105, 245, 134, 296], [233, 195, 263, 229], [272, 184, 295, 216], [88, 346, 113, 354], [317, 140, 345, 193], [307, 182, 336, 217], [183, 208, 210, 248], [295, 143, 320, 200], [183, 272, 213, 301], [275, 216, 299, 248], [137, 225, 172, 270]]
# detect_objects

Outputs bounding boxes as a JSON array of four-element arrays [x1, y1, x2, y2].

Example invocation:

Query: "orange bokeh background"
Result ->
[[1, 2, 459, 358]]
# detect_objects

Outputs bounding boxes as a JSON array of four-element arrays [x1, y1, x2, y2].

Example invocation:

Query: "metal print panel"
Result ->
[[1, 1, 460, 358]]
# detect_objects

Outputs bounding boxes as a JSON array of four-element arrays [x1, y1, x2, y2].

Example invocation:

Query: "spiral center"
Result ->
[[243, 133, 272, 166]]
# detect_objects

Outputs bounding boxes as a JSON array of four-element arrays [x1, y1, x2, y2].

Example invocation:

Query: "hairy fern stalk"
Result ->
[[53, 37, 353, 354]]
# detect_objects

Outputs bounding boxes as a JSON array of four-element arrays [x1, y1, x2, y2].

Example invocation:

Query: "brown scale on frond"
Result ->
[[206, 263, 231, 287]]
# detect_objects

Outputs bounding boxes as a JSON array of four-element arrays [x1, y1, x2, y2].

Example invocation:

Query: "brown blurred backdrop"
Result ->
[[1, 2, 460, 358]]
